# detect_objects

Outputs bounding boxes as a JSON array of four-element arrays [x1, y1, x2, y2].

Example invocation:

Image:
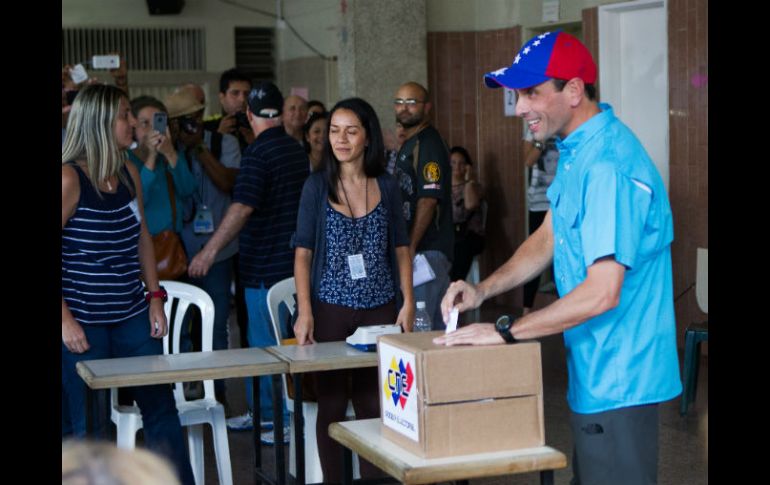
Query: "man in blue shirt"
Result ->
[[435, 31, 681, 485]]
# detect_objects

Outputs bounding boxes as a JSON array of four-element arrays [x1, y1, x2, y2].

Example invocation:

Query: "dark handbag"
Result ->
[[152, 166, 188, 280]]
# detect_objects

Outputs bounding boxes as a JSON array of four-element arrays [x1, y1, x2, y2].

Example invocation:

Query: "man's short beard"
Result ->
[[397, 115, 422, 129]]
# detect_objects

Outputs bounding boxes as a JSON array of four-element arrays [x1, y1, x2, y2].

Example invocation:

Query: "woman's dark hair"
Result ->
[[307, 99, 327, 114], [322, 97, 385, 204], [302, 111, 329, 153], [450, 146, 473, 166], [129, 95, 166, 118]]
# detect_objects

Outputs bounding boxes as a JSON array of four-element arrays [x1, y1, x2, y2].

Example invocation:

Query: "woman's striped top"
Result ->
[[62, 163, 146, 325]]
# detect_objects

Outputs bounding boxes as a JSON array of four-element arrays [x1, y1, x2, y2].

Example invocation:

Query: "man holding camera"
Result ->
[[203, 68, 255, 153], [164, 88, 242, 409]]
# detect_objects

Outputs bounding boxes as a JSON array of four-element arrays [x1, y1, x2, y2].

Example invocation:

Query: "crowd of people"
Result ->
[[63, 29, 681, 485]]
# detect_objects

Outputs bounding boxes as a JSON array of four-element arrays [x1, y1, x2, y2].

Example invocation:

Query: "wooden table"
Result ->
[[329, 419, 568, 485], [266, 341, 378, 485], [76, 347, 289, 485]]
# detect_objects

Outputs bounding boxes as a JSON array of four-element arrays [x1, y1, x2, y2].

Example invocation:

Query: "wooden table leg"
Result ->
[[253, 376, 262, 485], [540, 470, 554, 485], [85, 387, 94, 436], [342, 444, 353, 485], [294, 373, 305, 485], [273, 374, 286, 485]]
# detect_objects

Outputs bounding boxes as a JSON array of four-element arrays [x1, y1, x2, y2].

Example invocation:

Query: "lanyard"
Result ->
[[339, 176, 368, 254]]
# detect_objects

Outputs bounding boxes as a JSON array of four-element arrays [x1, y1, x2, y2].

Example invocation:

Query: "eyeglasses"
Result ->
[[393, 98, 425, 106]]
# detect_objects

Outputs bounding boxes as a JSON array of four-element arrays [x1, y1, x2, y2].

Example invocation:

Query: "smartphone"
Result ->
[[92, 55, 120, 69], [153, 112, 168, 134], [69, 64, 89, 84]]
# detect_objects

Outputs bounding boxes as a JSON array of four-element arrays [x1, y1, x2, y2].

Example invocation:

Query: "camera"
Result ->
[[178, 115, 200, 135], [234, 111, 250, 129]]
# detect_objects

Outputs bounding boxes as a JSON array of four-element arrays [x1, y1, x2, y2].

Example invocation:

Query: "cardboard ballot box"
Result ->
[[378, 331, 544, 458]]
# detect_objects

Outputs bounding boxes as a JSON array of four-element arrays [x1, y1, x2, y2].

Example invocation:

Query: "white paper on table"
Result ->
[[445, 307, 459, 334], [412, 253, 435, 287]]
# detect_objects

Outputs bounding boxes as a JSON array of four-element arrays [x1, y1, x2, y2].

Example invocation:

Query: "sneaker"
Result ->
[[260, 426, 291, 446], [226, 411, 275, 431]]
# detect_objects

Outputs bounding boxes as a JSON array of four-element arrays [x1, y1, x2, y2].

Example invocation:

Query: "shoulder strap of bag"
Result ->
[[164, 165, 177, 228], [210, 130, 223, 160]]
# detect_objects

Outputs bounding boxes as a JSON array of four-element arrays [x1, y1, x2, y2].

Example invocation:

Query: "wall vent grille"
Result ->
[[62, 27, 205, 71], [235, 27, 274, 81]]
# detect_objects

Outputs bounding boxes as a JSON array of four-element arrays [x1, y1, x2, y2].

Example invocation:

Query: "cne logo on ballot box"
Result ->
[[379, 341, 419, 441]]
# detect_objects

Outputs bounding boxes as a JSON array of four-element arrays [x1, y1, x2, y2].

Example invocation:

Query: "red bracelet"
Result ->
[[144, 286, 168, 303]]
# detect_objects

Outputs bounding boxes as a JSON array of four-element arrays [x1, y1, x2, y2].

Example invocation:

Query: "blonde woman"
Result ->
[[61, 84, 194, 485]]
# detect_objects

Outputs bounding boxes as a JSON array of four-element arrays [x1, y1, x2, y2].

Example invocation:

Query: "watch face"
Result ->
[[495, 314, 512, 332]]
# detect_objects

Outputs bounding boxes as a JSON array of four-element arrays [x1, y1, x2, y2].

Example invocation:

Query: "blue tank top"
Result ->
[[318, 201, 395, 309], [62, 163, 147, 325]]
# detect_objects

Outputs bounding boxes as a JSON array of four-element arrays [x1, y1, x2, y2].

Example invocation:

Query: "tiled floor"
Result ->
[[198, 293, 708, 484]]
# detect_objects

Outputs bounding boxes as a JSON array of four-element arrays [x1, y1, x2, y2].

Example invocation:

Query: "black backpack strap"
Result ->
[[210, 130, 223, 160]]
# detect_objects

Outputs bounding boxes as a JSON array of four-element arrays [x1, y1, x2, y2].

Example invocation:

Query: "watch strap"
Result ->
[[496, 314, 517, 344]]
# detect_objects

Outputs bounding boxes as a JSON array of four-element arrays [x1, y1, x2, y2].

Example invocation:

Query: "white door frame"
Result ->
[[599, 0, 669, 191]]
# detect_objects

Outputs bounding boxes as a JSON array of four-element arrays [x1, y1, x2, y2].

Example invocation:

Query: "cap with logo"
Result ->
[[483, 30, 597, 90], [247, 81, 284, 118], [164, 90, 205, 119]]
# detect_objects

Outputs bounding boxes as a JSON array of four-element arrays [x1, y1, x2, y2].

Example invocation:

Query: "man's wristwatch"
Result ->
[[532, 141, 544, 150], [495, 314, 518, 344], [145, 286, 168, 303]]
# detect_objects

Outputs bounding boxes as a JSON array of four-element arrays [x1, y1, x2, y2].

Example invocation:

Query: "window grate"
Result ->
[[235, 27, 274, 82], [62, 27, 205, 71]]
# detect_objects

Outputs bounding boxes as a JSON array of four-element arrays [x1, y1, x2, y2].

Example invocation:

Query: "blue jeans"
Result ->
[[61, 309, 195, 485], [182, 257, 233, 397], [414, 250, 452, 330], [244, 284, 289, 423]]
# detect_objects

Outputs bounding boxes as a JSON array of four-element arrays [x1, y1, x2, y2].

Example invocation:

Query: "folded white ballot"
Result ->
[[445, 307, 459, 334]]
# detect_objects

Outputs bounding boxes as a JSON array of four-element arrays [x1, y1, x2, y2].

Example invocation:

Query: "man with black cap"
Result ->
[[435, 31, 681, 485], [189, 81, 309, 440]]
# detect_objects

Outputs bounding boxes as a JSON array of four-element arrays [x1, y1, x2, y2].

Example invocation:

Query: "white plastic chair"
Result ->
[[267, 277, 359, 483], [696, 247, 708, 314], [110, 280, 233, 485], [680, 248, 708, 416]]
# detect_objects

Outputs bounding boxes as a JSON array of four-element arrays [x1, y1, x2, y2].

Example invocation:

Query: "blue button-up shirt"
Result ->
[[546, 103, 682, 413]]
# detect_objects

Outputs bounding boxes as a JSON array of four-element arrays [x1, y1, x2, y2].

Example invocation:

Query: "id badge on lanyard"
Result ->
[[347, 253, 366, 280], [193, 204, 214, 234]]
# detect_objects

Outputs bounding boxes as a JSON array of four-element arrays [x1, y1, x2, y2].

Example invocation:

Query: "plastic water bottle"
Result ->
[[413, 301, 432, 332]]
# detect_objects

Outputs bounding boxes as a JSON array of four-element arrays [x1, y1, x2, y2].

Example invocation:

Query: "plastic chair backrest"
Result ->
[[695, 248, 708, 314], [267, 277, 297, 343], [160, 280, 216, 405], [267, 277, 298, 405]]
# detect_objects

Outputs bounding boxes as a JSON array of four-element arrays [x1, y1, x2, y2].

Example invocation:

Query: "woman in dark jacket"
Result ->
[[293, 97, 414, 482]]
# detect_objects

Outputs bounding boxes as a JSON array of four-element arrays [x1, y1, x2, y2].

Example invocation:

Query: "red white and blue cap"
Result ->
[[483, 30, 597, 89]]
